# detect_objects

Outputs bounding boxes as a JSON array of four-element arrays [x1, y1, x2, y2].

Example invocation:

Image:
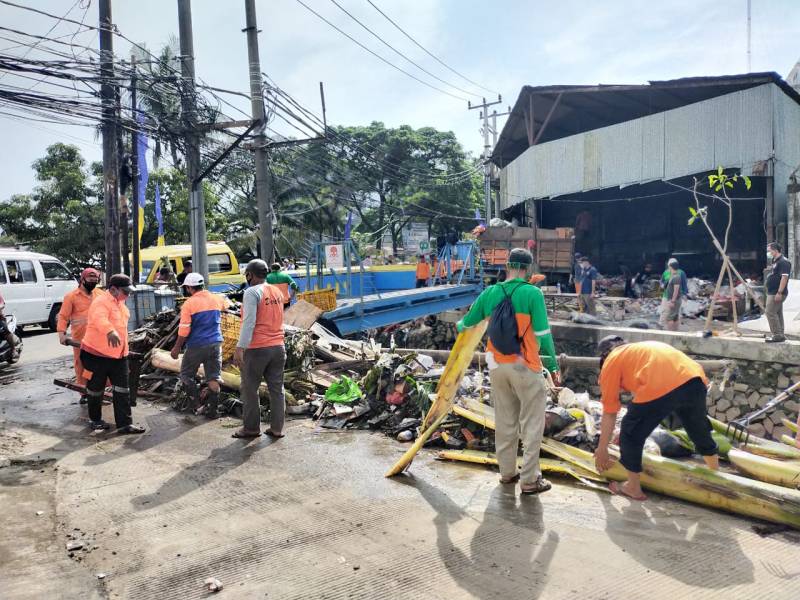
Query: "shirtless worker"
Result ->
[[57, 267, 102, 402], [594, 336, 719, 500]]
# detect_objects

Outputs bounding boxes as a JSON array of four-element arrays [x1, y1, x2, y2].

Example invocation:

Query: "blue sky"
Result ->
[[1, 0, 798, 197]]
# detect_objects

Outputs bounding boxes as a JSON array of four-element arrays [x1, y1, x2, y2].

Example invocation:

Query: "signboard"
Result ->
[[403, 223, 429, 253], [325, 244, 344, 268]]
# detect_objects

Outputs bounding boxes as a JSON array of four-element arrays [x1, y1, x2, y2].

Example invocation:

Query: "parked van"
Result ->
[[139, 241, 245, 290], [0, 249, 77, 329]]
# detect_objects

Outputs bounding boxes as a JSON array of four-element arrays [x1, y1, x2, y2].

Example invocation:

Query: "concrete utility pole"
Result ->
[[177, 0, 209, 282], [746, 0, 752, 72], [99, 0, 121, 276], [130, 56, 140, 285], [489, 107, 511, 219], [243, 0, 274, 263], [468, 96, 502, 222]]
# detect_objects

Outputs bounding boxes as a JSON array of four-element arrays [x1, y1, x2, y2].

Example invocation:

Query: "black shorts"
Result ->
[[619, 377, 718, 473]]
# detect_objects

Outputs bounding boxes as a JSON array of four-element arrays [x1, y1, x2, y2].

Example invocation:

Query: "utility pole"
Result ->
[[99, 0, 121, 276], [746, 0, 752, 72], [116, 82, 130, 275], [243, 0, 274, 263], [130, 56, 140, 285], [468, 96, 502, 222], [177, 0, 209, 282], [489, 106, 511, 219]]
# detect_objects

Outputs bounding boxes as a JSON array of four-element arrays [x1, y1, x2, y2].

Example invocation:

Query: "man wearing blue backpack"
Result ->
[[457, 248, 560, 495]]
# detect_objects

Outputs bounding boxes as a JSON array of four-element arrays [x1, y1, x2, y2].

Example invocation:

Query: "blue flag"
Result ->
[[344, 212, 353, 240], [154, 182, 164, 246], [136, 110, 149, 242]]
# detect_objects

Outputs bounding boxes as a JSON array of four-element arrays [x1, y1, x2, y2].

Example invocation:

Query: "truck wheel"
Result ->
[[48, 304, 61, 332]]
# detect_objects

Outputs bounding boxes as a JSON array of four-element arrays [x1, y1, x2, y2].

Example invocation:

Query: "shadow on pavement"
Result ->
[[82, 412, 202, 467], [600, 492, 755, 588], [130, 436, 273, 511], [396, 474, 558, 600]]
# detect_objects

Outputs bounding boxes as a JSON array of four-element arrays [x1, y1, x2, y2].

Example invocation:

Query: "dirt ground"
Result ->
[[1, 351, 799, 600]]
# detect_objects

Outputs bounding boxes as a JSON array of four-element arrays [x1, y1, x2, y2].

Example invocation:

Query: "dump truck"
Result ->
[[478, 225, 575, 283]]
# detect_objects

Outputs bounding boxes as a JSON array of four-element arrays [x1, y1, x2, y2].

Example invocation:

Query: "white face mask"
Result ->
[[767, 251, 774, 261]]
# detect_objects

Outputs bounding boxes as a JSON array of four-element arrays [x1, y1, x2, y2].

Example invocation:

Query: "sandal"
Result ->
[[499, 474, 520, 484], [264, 430, 285, 439], [232, 429, 261, 439], [521, 477, 552, 495], [609, 481, 647, 501]]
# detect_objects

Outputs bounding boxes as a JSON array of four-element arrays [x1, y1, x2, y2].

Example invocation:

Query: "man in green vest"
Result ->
[[266, 263, 299, 308], [457, 248, 560, 495]]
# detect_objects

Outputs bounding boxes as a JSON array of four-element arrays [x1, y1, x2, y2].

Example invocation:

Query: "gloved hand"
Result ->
[[456, 320, 465, 333]]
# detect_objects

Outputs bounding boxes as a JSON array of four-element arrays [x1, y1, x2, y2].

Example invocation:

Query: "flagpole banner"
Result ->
[[136, 110, 149, 243], [344, 212, 353, 240], [155, 182, 165, 246]]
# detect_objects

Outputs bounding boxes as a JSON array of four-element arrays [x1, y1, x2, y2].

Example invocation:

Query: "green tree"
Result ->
[[139, 167, 227, 248], [0, 143, 104, 269], [324, 122, 481, 252]]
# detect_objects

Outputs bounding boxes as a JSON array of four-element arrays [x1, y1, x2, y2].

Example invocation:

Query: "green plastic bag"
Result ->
[[325, 375, 363, 404]]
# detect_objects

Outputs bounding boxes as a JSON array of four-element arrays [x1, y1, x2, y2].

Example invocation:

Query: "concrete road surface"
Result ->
[[15, 326, 73, 367], [0, 351, 799, 599]]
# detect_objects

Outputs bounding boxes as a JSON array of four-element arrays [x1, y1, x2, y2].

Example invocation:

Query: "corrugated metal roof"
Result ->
[[493, 72, 800, 168], [500, 84, 788, 210]]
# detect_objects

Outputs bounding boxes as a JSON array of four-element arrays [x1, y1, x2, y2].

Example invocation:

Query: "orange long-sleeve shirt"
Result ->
[[599, 341, 708, 414], [81, 290, 130, 359], [57, 286, 102, 341]]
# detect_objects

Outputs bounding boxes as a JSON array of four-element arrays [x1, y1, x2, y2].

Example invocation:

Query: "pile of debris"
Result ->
[[573, 275, 758, 328]]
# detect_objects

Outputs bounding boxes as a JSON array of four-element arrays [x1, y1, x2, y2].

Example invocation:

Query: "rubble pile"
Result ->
[[575, 275, 757, 327]]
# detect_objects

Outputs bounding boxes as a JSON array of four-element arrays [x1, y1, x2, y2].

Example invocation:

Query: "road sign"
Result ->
[[325, 244, 344, 268]]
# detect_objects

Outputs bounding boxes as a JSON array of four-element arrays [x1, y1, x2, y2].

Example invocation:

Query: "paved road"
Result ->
[[1, 360, 799, 599], [16, 326, 72, 366]]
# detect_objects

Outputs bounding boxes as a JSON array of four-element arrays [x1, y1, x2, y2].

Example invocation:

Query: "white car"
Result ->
[[0, 249, 77, 330]]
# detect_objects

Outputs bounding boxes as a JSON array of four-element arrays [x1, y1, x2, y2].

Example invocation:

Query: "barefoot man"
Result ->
[[594, 336, 719, 500]]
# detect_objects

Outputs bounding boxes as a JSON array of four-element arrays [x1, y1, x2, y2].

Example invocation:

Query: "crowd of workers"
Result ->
[[46, 240, 798, 497], [455, 246, 732, 499], [55, 259, 289, 439], [568, 242, 792, 341]]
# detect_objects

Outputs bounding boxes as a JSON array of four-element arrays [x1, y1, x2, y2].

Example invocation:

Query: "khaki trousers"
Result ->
[[489, 363, 548, 485]]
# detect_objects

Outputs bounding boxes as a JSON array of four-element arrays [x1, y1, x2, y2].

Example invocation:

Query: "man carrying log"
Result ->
[[457, 247, 560, 495], [170, 273, 230, 418], [57, 267, 102, 403], [594, 336, 719, 500], [232, 259, 287, 439]]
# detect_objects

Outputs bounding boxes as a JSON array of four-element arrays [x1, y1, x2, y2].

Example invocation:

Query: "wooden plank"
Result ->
[[284, 299, 323, 329]]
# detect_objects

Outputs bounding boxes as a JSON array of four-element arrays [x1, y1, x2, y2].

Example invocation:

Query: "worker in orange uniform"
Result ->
[[232, 260, 287, 439], [57, 267, 102, 402], [415, 255, 431, 288], [170, 272, 231, 418], [80, 274, 145, 434], [594, 336, 719, 500], [528, 273, 546, 286]]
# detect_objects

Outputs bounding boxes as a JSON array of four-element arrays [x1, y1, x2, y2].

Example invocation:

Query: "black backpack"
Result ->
[[488, 282, 529, 355]]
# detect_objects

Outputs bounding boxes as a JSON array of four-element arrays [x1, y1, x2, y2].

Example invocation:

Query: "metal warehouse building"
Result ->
[[491, 72, 800, 277]]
